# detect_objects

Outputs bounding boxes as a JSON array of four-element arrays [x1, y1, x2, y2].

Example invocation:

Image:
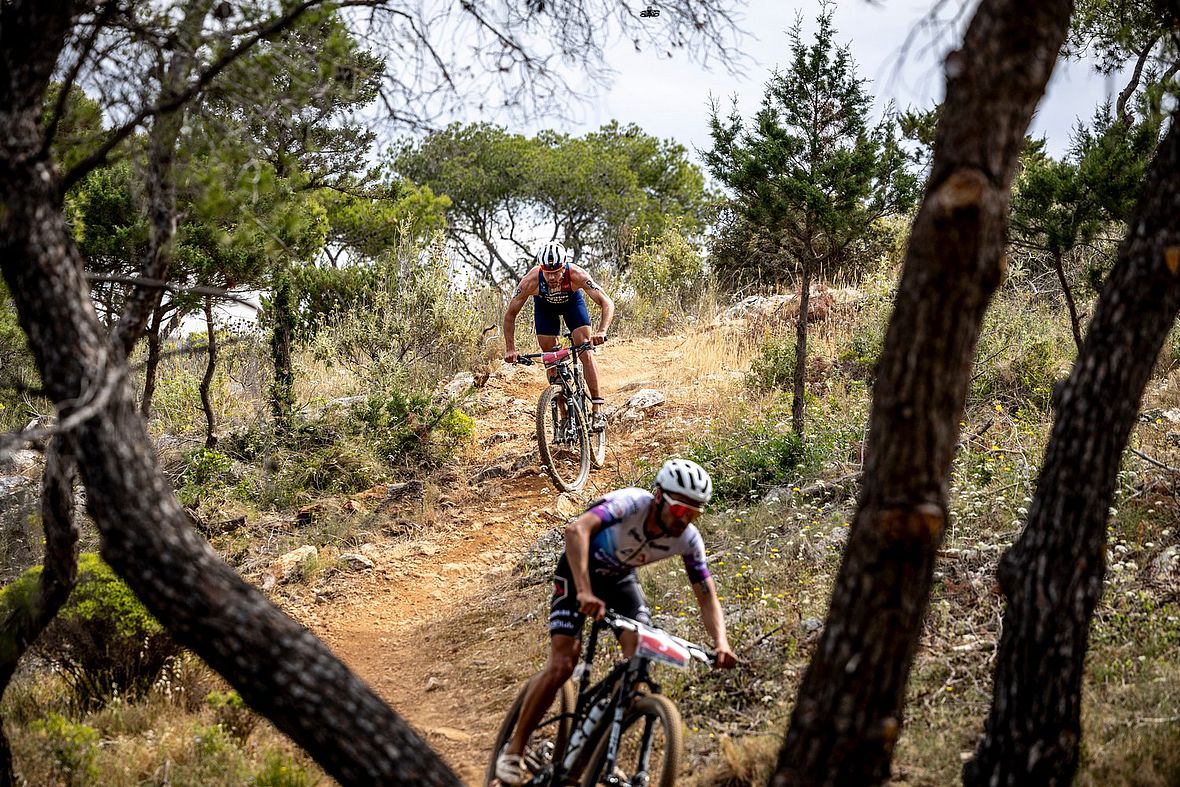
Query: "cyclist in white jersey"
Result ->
[[495, 459, 737, 785]]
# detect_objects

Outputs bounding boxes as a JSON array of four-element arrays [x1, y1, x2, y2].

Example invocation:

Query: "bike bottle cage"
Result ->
[[542, 348, 572, 366]]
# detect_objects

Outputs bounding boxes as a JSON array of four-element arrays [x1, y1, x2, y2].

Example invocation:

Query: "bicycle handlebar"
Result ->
[[514, 341, 595, 365], [601, 610, 716, 667]]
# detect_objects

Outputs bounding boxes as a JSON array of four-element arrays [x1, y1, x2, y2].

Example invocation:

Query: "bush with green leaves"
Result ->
[[971, 292, 1072, 411], [27, 713, 99, 785], [27, 553, 181, 709], [251, 751, 317, 787], [619, 221, 713, 332], [0, 286, 40, 432], [684, 407, 808, 504], [347, 390, 475, 471], [747, 333, 797, 391], [207, 689, 257, 743], [315, 233, 482, 395]]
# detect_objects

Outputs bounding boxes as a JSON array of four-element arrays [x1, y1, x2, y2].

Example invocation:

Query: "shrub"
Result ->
[[27, 713, 100, 785], [347, 390, 475, 470], [685, 410, 807, 504], [746, 333, 796, 391], [31, 553, 182, 709], [620, 221, 713, 332], [251, 751, 317, 787], [316, 233, 482, 395], [207, 689, 257, 743]]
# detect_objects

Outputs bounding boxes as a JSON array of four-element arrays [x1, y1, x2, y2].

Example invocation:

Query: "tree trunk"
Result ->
[[772, 0, 1072, 783], [791, 262, 811, 437], [109, 0, 212, 359], [199, 295, 218, 449], [964, 111, 1180, 787], [0, 5, 459, 782], [0, 437, 80, 787], [269, 275, 295, 432], [1053, 248, 1084, 353], [140, 299, 165, 416]]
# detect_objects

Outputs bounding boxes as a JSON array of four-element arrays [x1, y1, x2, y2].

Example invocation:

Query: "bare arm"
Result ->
[[502, 270, 539, 361], [565, 511, 606, 618], [692, 576, 736, 668], [572, 267, 615, 339]]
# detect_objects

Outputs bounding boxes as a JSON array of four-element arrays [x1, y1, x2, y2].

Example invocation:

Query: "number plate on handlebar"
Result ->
[[542, 348, 571, 366], [636, 625, 692, 669]]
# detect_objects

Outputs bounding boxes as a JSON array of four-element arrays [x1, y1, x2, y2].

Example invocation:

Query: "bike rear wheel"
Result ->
[[537, 384, 591, 491], [580, 693, 682, 787], [486, 677, 576, 787]]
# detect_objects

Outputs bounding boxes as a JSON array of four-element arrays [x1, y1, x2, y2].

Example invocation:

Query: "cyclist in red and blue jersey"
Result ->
[[503, 242, 614, 432], [495, 459, 736, 785]]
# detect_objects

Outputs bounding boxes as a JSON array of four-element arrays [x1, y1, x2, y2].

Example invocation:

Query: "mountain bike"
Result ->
[[486, 611, 715, 787], [516, 334, 606, 492]]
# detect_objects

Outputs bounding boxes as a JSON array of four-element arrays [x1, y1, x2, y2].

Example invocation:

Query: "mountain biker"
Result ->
[[503, 242, 615, 432], [494, 459, 737, 786]]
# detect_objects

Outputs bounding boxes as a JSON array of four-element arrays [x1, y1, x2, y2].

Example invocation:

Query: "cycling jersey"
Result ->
[[584, 488, 710, 583], [547, 487, 711, 638], [536, 265, 577, 305], [533, 265, 590, 335]]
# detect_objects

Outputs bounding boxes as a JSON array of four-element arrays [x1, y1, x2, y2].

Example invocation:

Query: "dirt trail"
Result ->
[[287, 333, 745, 784]]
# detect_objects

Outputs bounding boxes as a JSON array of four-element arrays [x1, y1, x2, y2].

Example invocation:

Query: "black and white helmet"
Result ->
[[536, 242, 568, 271], [655, 459, 713, 506]]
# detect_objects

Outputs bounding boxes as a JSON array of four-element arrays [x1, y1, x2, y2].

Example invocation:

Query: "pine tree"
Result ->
[[705, 7, 916, 435]]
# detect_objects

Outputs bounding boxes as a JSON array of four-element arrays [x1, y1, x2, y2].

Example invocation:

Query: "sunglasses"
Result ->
[[665, 499, 704, 519], [541, 261, 564, 271]]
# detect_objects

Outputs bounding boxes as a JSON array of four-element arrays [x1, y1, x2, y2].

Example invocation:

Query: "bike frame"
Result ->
[[535, 612, 710, 787], [520, 333, 594, 444]]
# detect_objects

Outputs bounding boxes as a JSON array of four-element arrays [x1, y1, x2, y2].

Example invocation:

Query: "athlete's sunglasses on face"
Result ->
[[665, 499, 703, 519], [541, 260, 563, 271]]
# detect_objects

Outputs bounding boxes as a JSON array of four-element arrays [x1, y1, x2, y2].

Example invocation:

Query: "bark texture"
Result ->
[[772, 1, 1073, 783], [200, 295, 218, 449], [1, 2, 459, 783], [792, 262, 811, 437], [0, 438, 80, 787], [965, 116, 1180, 786]]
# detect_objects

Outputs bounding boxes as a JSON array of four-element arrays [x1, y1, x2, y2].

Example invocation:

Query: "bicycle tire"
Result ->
[[579, 693, 683, 787], [582, 390, 606, 470], [486, 677, 576, 787], [536, 384, 591, 492]]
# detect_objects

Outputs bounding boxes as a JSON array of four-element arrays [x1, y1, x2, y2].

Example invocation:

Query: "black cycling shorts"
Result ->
[[533, 292, 591, 336], [549, 553, 651, 638]]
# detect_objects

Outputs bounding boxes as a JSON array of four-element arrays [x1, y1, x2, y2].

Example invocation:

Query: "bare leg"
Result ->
[[570, 326, 601, 411], [508, 634, 581, 755], [537, 334, 565, 416]]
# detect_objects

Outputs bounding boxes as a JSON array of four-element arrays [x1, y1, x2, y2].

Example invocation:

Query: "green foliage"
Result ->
[[685, 409, 807, 504], [746, 334, 797, 391], [704, 8, 918, 287], [394, 120, 712, 282], [971, 294, 1073, 411], [314, 235, 482, 393], [251, 751, 317, 787], [0, 284, 39, 431], [31, 554, 181, 709], [621, 221, 711, 330], [1011, 106, 1160, 292], [28, 713, 100, 785], [347, 391, 475, 471]]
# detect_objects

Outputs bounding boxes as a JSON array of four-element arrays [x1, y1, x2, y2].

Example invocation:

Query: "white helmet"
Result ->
[[655, 459, 713, 506], [536, 242, 568, 271]]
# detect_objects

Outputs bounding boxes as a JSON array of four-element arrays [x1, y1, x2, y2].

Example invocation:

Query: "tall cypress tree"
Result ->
[[705, 7, 916, 436]]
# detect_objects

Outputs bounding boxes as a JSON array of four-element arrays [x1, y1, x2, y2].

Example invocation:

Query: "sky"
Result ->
[[512, 0, 1122, 161]]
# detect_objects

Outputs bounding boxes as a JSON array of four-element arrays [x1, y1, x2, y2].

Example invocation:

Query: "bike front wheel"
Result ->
[[486, 677, 576, 787], [537, 384, 591, 492], [581, 390, 606, 470], [580, 693, 683, 787]]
